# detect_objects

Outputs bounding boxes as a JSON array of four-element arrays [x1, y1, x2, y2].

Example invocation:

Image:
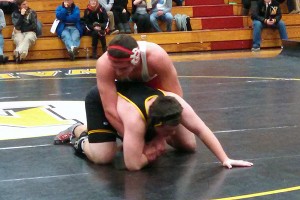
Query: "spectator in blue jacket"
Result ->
[[56, 0, 83, 60]]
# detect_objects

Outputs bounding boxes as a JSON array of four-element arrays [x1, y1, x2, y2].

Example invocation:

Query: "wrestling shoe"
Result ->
[[73, 132, 88, 155], [53, 122, 83, 145]]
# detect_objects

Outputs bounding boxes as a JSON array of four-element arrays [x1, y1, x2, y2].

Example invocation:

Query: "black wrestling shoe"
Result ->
[[72, 132, 88, 155]]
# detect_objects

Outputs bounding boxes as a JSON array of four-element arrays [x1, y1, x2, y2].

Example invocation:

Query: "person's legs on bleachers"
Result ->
[[12, 32, 24, 63], [0, 33, 8, 64], [150, 12, 162, 32], [61, 27, 75, 60], [252, 20, 263, 51], [69, 26, 80, 58], [17, 32, 37, 60], [276, 21, 288, 40], [164, 12, 173, 32], [107, 11, 119, 34]]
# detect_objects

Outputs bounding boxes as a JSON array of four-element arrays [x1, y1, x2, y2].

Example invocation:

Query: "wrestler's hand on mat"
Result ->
[[222, 159, 253, 169], [152, 136, 166, 155], [143, 144, 158, 162], [143, 137, 166, 162]]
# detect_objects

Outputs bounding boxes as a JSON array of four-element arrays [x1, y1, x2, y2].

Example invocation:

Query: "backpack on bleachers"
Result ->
[[174, 14, 192, 31]]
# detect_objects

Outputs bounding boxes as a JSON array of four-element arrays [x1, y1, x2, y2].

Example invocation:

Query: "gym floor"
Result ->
[[0, 49, 300, 200]]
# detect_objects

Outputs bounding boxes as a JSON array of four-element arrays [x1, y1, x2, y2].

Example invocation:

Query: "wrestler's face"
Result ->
[[111, 61, 135, 77], [155, 124, 179, 138]]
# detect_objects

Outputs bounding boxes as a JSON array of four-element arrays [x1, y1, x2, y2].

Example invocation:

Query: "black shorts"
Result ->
[[85, 86, 120, 143], [85, 82, 164, 143]]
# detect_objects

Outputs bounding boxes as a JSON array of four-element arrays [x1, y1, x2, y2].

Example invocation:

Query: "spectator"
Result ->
[[251, 0, 288, 51], [150, 0, 173, 32], [11, 0, 38, 63], [241, 0, 258, 15], [112, 0, 131, 33], [132, 0, 152, 33], [56, 0, 83, 60], [0, 8, 8, 63], [0, 0, 17, 14], [84, 0, 108, 59], [98, 0, 119, 34]]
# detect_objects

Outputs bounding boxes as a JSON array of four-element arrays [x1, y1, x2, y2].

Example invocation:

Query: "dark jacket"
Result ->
[[112, 0, 129, 13], [251, 0, 282, 24], [83, 4, 108, 31], [12, 8, 37, 33], [55, 2, 83, 37]]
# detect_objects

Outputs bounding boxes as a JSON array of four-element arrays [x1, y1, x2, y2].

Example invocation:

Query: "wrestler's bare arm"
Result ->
[[166, 92, 253, 168], [146, 44, 183, 96], [117, 97, 149, 171], [96, 56, 124, 135]]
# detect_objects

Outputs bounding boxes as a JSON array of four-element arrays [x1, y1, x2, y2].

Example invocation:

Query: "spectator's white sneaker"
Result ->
[[20, 52, 27, 60], [251, 47, 260, 52]]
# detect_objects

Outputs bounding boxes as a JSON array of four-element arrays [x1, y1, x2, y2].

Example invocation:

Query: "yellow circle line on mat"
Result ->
[[212, 185, 300, 200]]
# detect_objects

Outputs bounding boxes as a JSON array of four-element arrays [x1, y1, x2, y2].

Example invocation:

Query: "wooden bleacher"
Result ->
[[3, 0, 300, 61]]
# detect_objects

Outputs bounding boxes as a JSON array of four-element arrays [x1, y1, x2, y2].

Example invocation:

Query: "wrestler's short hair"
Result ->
[[16, 0, 26, 6], [148, 96, 183, 127], [107, 35, 138, 59]]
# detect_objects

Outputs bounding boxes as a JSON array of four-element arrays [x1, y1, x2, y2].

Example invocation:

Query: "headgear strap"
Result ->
[[108, 45, 140, 65]]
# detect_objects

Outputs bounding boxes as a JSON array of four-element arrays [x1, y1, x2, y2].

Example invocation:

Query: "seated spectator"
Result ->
[[132, 0, 152, 33], [241, 0, 258, 15], [56, 0, 83, 60], [251, 0, 288, 51], [112, 0, 132, 34], [98, 0, 119, 34], [150, 0, 173, 32], [11, 0, 38, 63], [0, 8, 8, 63], [84, 0, 108, 59], [0, 0, 17, 14]]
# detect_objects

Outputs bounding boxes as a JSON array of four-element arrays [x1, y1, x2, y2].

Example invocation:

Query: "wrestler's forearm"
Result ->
[[198, 128, 229, 164], [125, 154, 149, 171], [105, 108, 124, 135]]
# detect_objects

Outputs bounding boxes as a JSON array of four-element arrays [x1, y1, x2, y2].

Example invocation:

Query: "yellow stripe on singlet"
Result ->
[[145, 89, 166, 116], [117, 89, 166, 122], [117, 92, 146, 122], [88, 129, 115, 135]]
